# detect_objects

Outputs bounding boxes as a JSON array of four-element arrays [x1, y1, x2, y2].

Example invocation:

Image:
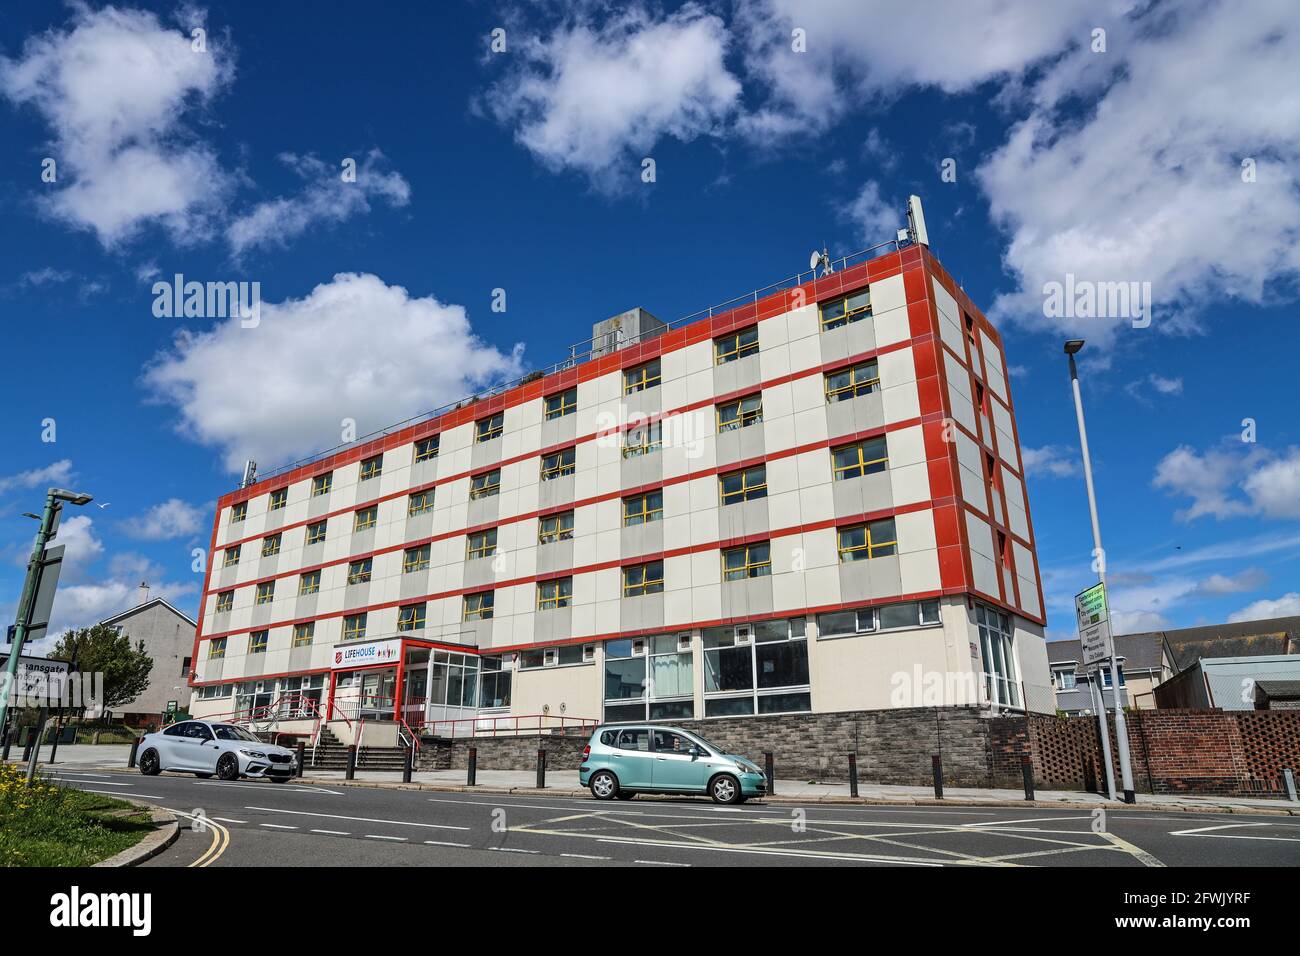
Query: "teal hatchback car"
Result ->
[[579, 725, 767, 804]]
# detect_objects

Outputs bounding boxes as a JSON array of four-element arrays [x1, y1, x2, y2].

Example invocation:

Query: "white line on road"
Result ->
[[311, 829, 351, 836], [425, 840, 472, 848], [365, 834, 407, 841], [636, 859, 690, 867], [560, 852, 610, 860], [212, 817, 248, 824], [1169, 823, 1272, 835], [83, 788, 165, 799], [259, 823, 298, 830], [60, 779, 133, 787], [489, 846, 539, 854], [244, 805, 470, 831]]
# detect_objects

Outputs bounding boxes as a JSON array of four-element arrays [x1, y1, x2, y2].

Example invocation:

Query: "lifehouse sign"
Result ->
[[333, 639, 401, 669]]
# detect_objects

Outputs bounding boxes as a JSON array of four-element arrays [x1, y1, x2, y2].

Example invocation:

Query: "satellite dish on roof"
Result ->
[[809, 246, 833, 276]]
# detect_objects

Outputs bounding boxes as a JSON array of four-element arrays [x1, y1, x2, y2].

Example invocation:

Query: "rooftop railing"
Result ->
[[242, 237, 906, 488]]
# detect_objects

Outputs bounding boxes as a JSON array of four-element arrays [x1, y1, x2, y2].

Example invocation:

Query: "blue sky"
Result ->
[[1, 1, 1297, 648]]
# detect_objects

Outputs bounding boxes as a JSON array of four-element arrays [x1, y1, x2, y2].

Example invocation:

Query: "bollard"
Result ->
[[295, 741, 306, 778], [536, 748, 547, 789], [1282, 768, 1297, 803], [21, 731, 34, 763], [25, 709, 48, 783], [128, 737, 140, 769], [48, 718, 62, 764], [1083, 760, 1097, 794], [1, 728, 12, 762], [345, 744, 357, 780], [402, 746, 413, 784], [764, 752, 775, 795], [932, 754, 944, 799], [467, 747, 477, 786], [848, 753, 859, 798], [1021, 756, 1035, 801]]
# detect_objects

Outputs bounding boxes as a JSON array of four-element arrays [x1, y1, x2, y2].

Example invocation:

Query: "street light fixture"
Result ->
[[1063, 340, 1136, 804]]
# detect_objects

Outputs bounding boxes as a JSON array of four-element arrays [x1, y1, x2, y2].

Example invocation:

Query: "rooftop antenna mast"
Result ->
[[241, 459, 258, 489], [809, 244, 833, 277]]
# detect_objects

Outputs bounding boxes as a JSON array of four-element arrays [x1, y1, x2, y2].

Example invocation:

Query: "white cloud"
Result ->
[[0, 5, 235, 247], [1154, 443, 1300, 521], [1194, 567, 1268, 596], [39, 577, 197, 648], [1228, 592, 1300, 624], [1021, 444, 1079, 478], [143, 272, 526, 472], [977, 0, 1300, 341], [1148, 374, 1183, 396], [123, 498, 205, 541], [846, 181, 900, 244], [48, 513, 103, 576], [0, 459, 74, 496], [227, 150, 411, 257], [481, 4, 740, 188], [736, 0, 1106, 138]]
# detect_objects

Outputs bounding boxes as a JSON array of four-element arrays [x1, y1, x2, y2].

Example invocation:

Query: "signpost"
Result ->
[[1075, 581, 1114, 667]]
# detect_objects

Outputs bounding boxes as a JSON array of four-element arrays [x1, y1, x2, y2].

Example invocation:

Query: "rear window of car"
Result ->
[[617, 729, 651, 751], [599, 730, 618, 746]]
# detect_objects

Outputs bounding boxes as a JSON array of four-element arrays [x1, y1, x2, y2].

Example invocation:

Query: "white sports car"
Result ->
[[138, 720, 297, 783]]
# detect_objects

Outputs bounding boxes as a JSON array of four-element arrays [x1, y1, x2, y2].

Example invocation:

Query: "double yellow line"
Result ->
[[166, 809, 231, 867]]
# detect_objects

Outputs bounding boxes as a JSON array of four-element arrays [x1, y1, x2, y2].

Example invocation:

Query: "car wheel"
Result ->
[[590, 770, 619, 800], [710, 774, 742, 805], [139, 748, 161, 776], [216, 753, 240, 781], [195, 773, 213, 779], [616, 790, 636, 800]]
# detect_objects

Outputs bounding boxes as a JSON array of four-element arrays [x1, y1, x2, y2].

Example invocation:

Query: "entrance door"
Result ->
[[359, 669, 396, 718]]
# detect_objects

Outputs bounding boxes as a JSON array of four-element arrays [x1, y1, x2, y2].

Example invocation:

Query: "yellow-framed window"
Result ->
[[248, 631, 268, 654], [831, 436, 889, 481], [824, 360, 881, 403], [467, 528, 497, 560], [837, 517, 898, 562], [208, 637, 226, 659], [298, 571, 320, 595], [721, 542, 771, 581], [544, 388, 577, 420], [537, 577, 573, 610], [230, 502, 247, 524], [414, 435, 439, 462], [623, 359, 661, 394], [622, 420, 662, 458], [223, 545, 240, 566], [261, 534, 281, 557], [269, 487, 288, 511], [215, 590, 234, 612], [343, 613, 367, 640], [354, 506, 378, 532], [538, 511, 574, 544], [622, 490, 663, 525], [470, 469, 500, 499], [463, 591, 494, 621], [540, 446, 576, 480], [475, 412, 504, 443], [714, 325, 759, 364], [717, 393, 762, 432], [312, 472, 332, 496], [359, 454, 383, 481], [622, 561, 664, 597], [719, 465, 767, 505], [255, 582, 275, 605], [408, 489, 435, 516], [292, 622, 314, 647], [397, 603, 427, 632], [403, 545, 431, 573], [305, 520, 327, 545], [347, 558, 373, 585], [818, 287, 872, 331]]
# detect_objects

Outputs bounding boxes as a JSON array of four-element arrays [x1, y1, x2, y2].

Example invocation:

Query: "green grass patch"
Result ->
[[0, 763, 158, 867]]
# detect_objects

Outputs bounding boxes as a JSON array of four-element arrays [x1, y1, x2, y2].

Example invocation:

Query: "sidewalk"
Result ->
[[14, 745, 1298, 814]]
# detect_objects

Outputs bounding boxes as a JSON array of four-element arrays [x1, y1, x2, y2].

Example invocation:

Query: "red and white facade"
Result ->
[[186, 241, 1051, 735]]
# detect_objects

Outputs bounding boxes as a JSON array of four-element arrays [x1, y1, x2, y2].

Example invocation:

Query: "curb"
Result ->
[[93, 801, 179, 868], [297, 775, 1300, 815]]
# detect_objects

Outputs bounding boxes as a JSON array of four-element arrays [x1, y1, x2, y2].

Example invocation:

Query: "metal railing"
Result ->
[[425, 713, 598, 739], [241, 238, 905, 488]]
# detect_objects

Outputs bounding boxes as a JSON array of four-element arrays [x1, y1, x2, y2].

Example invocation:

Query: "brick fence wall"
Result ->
[[417, 707, 1300, 797]]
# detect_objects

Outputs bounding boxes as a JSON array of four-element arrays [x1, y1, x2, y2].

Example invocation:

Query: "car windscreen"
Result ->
[[211, 725, 260, 742], [683, 732, 725, 756]]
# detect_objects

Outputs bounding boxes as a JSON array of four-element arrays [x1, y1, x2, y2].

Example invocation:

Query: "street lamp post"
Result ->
[[1064, 341, 1136, 804], [0, 487, 93, 736]]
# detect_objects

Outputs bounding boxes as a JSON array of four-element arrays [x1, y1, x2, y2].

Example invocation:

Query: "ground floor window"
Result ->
[[281, 673, 325, 716], [703, 618, 810, 717], [603, 634, 694, 721], [478, 655, 512, 709], [977, 604, 1020, 708], [233, 680, 276, 719]]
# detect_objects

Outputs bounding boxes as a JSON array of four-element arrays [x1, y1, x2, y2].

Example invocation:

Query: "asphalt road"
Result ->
[[41, 766, 1300, 868]]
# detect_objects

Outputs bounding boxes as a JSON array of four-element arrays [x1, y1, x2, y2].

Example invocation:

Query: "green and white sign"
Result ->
[[1075, 581, 1114, 666]]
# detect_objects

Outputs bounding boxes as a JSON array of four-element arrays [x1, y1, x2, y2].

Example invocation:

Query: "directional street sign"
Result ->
[[1075, 581, 1114, 666]]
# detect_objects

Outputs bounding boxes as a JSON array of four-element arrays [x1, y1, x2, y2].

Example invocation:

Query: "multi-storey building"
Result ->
[[187, 232, 1052, 736]]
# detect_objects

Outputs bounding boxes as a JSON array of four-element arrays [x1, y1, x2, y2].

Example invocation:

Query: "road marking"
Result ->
[[560, 852, 610, 860], [963, 815, 1090, 828], [488, 846, 539, 854], [244, 805, 470, 831], [311, 829, 351, 836], [588, 835, 943, 866], [365, 834, 407, 841], [425, 840, 472, 848], [1099, 831, 1165, 867], [636, 859, 690, 866], [1169, 824, 1300, 844], [259, 823, 298, 830], [212, 817, 248, 824], [62, 779, 133, 787], [167, 809, 230, 867], [84, 788, 165, 798], [1169, 823, 1271, 835]]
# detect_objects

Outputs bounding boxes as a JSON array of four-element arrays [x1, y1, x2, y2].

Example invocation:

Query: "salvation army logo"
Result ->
[[335, 651, 343, 664]]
